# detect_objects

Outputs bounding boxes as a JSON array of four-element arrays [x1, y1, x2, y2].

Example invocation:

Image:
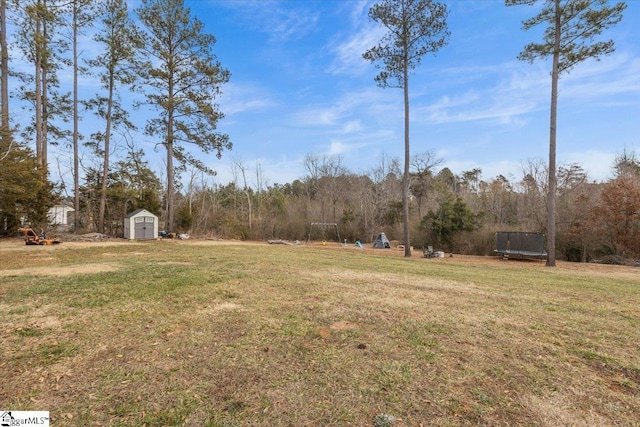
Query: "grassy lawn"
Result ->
[[1, 239, 638, 426]]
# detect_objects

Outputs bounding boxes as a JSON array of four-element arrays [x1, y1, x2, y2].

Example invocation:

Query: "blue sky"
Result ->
[[11, 0, 640, 190], [181, 0, 639, 188]]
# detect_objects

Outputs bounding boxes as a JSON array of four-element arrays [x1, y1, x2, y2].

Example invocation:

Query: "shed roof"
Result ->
[[49, 203, 75, 211], [125, 208, 158, 219]]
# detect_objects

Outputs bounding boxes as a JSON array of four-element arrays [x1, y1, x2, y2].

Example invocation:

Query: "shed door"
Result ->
[[134, 216, 155, 239]]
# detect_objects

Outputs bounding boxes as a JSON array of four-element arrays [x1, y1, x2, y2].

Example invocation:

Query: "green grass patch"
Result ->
[[1, 239, 638, 426]]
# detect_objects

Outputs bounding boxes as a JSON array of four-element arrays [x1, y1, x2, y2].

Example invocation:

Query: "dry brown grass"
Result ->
[[0, 238, 638, 426]]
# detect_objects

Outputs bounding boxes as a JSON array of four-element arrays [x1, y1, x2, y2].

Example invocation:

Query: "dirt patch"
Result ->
[[157, 261, 197, 266], [0, 238, 138, 251], [0, 263, 121, 277], [0, 303, 63, 330], [330, 320, 358, 331]]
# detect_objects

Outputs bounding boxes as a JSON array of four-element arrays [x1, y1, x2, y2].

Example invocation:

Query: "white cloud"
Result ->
[[270, 10, 320, 42], [327, 22, 385, 76], [216, 0, 320, 43], [328, 140, 350, 155], [412, 63, 551, 125], [291, 88, 385, 128], [211, 153, 308, 189], [561, 54, 640, 103], [414, 52, 636, 129], [219, 83, 277, 116], [347, 0, 373, 24], [339, 120, 364, 134], [561, 149, 618, 182], [326, 1, 387, 77], [293, 107, 340, 127]]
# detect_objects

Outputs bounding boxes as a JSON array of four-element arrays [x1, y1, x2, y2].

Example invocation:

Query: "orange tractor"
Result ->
[[18, 227, 62, 245]]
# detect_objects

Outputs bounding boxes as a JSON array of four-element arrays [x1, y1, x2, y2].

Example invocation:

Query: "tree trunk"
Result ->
[[402, 51, 411, 257], [166, 140, 174, 233], [73, 2, 80, 232], [166, 81, 175, 233], [41, 0, 48, 170], [99, 69, 115, 233], [246, 191, 252, 236], [0, 0, 8, 133], [546, 0, 560, 267], [34, 7, 43, 167]]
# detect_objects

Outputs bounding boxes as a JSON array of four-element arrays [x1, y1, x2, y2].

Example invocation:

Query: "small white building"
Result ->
[[48, 204, 75, 228], [124, 209, 158, 240]]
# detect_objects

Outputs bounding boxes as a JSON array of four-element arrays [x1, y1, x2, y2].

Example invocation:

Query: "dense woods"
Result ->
[[1, 0, 638, 262], [69, 148, 640, 261]]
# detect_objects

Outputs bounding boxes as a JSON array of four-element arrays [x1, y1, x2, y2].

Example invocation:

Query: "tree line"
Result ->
[[0, 0, 229, 235], [80, 149, 640, 262], [1, 0, 637, 262], [363, 0, 627, 265]]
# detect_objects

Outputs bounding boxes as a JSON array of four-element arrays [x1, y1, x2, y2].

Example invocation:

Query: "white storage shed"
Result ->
[[48, 204, 75, 227], [124, 209, 158, 240]]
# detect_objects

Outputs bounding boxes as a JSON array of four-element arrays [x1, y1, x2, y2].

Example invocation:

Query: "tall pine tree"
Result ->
[[136, 0, 231, 233], [11, 0, 72, 172], [363, 0, 449, 257], [86, 0, 142, 233], [506, 0, 626, 266]]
